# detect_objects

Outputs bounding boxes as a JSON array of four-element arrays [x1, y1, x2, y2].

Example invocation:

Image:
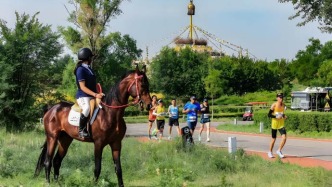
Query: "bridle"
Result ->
[[101, 74, 144, 109]]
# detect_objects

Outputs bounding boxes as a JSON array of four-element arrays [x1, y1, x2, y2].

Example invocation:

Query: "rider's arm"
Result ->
[[267, 104, 276, 118], [79, 81, 102, 99]]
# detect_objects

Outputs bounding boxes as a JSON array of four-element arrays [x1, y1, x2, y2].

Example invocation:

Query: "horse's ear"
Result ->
[[142, 65, 146, 73], [135, 63, 139, 73]]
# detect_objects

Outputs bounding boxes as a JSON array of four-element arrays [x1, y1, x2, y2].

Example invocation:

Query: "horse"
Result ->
[[34, 65, 152, 187]]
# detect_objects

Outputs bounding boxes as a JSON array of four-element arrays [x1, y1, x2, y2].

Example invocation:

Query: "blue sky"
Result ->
[[0, 0, 330, 61]]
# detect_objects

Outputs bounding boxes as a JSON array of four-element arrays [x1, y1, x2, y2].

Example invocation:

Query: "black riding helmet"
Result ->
[[77, 48, 93, 61]]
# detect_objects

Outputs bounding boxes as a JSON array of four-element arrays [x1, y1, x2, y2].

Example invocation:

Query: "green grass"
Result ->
[[216, 123, 332, 139], [0, 128, 332, 187]]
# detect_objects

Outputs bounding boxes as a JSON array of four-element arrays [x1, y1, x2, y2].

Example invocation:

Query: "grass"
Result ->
[[0, 128, 332, 187]]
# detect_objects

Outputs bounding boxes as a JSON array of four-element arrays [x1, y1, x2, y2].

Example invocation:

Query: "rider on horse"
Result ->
[[74, 47, 103, 138]]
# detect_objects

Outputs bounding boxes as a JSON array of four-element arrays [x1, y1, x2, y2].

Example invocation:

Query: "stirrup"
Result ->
[[79, 129, 89, 138]]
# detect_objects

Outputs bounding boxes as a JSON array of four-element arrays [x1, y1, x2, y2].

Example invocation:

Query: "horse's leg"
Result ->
[[110, 143, 124, 187], [53, 132, 73, 181], [45, 136, 58, 183], [93, 142, 105, 182]]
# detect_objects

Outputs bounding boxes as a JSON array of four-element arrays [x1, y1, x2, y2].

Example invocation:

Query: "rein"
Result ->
[[101, 74, 143, 109]]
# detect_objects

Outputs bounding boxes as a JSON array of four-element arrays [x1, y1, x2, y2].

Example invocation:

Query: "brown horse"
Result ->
[[34, 66, 152, 187]]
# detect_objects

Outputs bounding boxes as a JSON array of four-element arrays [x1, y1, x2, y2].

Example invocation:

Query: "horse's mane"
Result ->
[[104, 70, 149, 105]]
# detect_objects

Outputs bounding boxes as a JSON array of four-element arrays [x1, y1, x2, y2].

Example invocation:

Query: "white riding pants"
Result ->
[[77, 97, 92, 117]]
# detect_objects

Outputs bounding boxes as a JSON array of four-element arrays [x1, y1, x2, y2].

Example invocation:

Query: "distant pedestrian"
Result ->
[[183, 96, 201, 136], [267, 93, 288, 158], [148, 95, 158, 139], [198, 98, 211, 142], [167, 98, 180, 140], [153, 99, 166, 141]]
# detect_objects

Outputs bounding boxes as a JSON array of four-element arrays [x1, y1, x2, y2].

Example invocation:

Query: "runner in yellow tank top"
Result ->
[[271, 103, 285, 129], [267, 93, 288, 159], [152, 99, 166, 141]]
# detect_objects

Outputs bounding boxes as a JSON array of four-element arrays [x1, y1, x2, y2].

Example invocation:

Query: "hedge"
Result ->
[[254, 110, 332, 133]]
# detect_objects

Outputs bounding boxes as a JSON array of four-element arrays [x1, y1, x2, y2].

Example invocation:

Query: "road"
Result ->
[[125, 121, 332, 170]]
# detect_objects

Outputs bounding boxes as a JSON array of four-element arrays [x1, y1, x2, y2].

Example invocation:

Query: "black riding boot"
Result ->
[[79, 114, 89, 138]]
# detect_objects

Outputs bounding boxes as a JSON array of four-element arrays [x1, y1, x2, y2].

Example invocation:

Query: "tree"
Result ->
[[0, 12, 62, 130], [97, 32, 142, 89], [279, 0, 332, 33], [289, 38, 324, 85], [62, 0, 124, 54], [150, 47, 209, 100], [317, 60, 332, 86], [60, 0, 141, 88], [268, 59, 294, 96], [204, 68, 223, 98], [58, 56, 77, 102]]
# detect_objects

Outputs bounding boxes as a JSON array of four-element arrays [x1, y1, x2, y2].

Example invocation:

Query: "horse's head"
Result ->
[[127, 65, 152, 111]]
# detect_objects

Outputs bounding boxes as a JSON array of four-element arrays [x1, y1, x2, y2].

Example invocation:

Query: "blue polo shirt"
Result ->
[[75, 64, 97, 98], [183, 101, 201, 122]]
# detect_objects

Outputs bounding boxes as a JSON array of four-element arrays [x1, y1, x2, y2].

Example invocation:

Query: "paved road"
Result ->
[[125, 121, 332, 163]]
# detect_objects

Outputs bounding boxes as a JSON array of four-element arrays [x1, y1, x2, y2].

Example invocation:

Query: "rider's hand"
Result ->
[[95, 93, 104, 99]]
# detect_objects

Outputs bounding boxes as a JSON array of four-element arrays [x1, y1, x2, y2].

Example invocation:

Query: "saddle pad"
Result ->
[[68, 109, 80, 126]]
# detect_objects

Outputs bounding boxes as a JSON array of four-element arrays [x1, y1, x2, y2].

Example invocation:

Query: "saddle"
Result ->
[[71, 98, 101, 120], [68, 84, 103, 127]]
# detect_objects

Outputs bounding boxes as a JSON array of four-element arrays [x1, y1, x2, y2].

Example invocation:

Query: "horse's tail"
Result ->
[[34, 141, 47, 177]]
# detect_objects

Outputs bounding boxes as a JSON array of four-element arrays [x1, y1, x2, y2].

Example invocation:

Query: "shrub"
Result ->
[[254, 110, 332, 133]]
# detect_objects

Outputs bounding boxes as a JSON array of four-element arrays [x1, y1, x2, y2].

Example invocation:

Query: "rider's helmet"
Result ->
[[77, 48, 93, 61]]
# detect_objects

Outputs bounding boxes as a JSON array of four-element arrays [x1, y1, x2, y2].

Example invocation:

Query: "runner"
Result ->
[[198, 98, 211, 142], [167, 98, 180, 140], [267, 93, 288, 158]]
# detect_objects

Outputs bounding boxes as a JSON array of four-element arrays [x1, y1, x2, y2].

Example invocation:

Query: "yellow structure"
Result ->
[[187, 0, 195, 40], [174, 0, 214, 54]]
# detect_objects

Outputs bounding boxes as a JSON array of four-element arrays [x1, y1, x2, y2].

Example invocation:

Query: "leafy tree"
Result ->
[[317, 59, 332, 86], [0, 60, 15, 124], [226, 57, 273, 95], [204, 67, 223, 99], [58, 57, 77, 102], [268, 59, 294, 97], [0, 12, 62, 130], [279, 0, 332, 33], [150, 47, 209, 100], [97, 32, 142, 89], [62, 0, 124, 54], [60, 0, 141, 88], [320, 41, 332, 60], [289, 38, 323, 85]]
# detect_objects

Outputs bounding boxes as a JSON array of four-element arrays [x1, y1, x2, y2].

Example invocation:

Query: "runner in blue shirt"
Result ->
[[167, 98, 180, 139], [183, 96, 201, 135]]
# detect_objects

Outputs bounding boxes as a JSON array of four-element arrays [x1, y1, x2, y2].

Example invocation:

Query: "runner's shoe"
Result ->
[[206, 138, 210, 142], [267, 151, 274, 158], [276, 150, 285, 158]]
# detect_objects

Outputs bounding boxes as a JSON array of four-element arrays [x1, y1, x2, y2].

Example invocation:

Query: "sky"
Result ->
[[0, 0, 331, 61]]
